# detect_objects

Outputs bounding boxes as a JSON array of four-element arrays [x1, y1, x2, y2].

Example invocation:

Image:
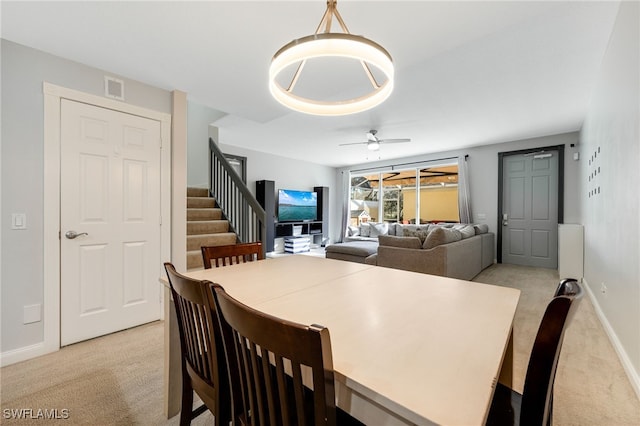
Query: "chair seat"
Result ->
[[486, 382, 522, 426]]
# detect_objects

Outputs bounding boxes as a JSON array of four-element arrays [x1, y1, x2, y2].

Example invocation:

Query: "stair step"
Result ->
[[187, 220, 229, 235], [187, 187, 209, 197], [187, 208, 222, 221], [187, 197, 216, 208], [187, 233, 237, 251], [187, 250, 204, 270]]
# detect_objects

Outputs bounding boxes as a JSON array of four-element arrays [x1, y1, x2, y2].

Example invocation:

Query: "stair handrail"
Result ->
[[209, 138, 267, 256]]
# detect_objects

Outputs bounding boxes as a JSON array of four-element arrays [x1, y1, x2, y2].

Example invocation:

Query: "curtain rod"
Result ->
[[350, 155, 468, 174]]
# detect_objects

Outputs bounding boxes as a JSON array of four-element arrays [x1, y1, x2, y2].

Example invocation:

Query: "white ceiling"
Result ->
[[1, 1, 620, 167]]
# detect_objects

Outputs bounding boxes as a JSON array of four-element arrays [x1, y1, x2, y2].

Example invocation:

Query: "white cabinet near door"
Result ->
[[558, 224, 584, 280]]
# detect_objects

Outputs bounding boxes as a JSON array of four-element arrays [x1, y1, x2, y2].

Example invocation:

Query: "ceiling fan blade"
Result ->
[[379, 138, 411, 144], [338, 141, 368, 146]]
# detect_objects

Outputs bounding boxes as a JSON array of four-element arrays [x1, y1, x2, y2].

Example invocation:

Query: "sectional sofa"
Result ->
[[325, 222, 494, 280]]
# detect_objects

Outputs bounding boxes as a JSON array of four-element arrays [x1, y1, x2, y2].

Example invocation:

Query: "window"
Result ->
[[350, 164, 459, 225], [349, 175, 379, 225], [417, 165, 460, 223]]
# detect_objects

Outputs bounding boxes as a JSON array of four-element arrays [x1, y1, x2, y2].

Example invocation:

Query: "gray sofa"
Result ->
[[375, 230, 494, 280], [327, 222, 495, 280]]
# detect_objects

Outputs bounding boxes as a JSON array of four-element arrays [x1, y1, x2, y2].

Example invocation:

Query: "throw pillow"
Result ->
[[369, 222, 389, 237], [423, 227, 462, 249], [387, 223, 397, 236], [359, 223, 371, 237], [474, 224, 489, 234], [347, 225, 360, 237], [402, 227, 431, 243], [458, 225, 476, 239], [378, 235, 422, 249], [397, 224, 430, 236]]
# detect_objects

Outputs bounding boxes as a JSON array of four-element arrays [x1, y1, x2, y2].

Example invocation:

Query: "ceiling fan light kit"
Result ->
[[367, 141, 381, 151], [269, 0, 394, 116]]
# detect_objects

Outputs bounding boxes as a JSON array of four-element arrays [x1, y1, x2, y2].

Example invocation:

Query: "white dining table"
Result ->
[[162, 255, 520, 425]]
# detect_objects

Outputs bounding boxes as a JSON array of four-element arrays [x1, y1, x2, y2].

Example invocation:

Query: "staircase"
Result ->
[[186, 187, 238, 270]]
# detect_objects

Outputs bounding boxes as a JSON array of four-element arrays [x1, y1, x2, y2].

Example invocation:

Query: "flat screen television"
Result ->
[[277, 189, 317, 222]]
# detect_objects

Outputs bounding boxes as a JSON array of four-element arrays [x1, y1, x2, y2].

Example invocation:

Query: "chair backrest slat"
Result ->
[[291, 362, 306, 426], [201, 242, 264, 269], [212, 284, 337, 426], [260, 349, 279, 426], [275, 356, 290, 426], [248, 340, 266, 425]]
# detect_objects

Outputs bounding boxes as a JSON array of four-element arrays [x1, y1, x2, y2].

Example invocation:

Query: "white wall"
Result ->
[[336, 132, 581, 246], [187, 101, 226, 188], [216, 140, 339, 244], [1, 40, 172, 354], [579, 1, 640, 394]]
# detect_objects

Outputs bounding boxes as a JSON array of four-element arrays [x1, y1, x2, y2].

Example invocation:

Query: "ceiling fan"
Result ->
[[339, 130, 411, 151]]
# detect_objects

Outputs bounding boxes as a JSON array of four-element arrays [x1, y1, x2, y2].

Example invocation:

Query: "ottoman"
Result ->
[[325, 241, 378, 264]]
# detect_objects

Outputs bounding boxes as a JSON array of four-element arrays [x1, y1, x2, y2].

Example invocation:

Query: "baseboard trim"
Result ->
[[583, 278, 640, 401], [0, 342, 58, 367]]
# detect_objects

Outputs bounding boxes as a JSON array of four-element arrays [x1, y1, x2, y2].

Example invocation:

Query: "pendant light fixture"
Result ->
[[269, 0, 394, 116]]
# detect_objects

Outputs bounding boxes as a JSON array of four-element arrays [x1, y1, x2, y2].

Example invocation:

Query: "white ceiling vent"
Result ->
[[104, 76, 124, 100]]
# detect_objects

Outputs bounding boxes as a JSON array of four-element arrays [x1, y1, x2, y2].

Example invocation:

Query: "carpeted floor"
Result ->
[[1, 264, 639, 425]]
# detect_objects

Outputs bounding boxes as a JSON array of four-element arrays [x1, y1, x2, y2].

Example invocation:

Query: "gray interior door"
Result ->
[[501, 151, 559, 268]]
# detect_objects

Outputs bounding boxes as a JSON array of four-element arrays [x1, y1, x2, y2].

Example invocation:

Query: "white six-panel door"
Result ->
[[60, 99, 161, 346]]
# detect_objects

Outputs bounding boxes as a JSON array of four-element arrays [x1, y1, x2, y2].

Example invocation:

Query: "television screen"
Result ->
[[278, 189, 317, 222]]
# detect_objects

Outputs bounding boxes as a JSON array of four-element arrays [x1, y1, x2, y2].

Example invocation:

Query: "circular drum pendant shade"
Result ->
[[268, 2, 394, 116]]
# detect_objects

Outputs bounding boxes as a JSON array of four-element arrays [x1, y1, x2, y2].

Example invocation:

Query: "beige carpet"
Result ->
[[1, 264, 639, 425]]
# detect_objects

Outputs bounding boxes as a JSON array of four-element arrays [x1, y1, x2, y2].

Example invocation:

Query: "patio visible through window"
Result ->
[[350, 165, 460, 225]]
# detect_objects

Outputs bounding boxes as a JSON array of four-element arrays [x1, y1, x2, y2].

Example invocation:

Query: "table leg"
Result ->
[[498, 329, 514, 387], [164, 286, 182, 418]]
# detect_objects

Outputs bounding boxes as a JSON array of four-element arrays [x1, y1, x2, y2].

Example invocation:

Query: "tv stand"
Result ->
[[275, 221, 324, 241], [256, 181, 329, 252]]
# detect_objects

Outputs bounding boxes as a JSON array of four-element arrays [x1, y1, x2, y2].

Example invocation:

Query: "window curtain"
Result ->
[[458, 155, 473, 224], [339, 171, 350, 243]]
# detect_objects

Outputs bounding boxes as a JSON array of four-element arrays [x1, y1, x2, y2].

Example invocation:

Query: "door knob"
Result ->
[[65, 230, 88, 239]]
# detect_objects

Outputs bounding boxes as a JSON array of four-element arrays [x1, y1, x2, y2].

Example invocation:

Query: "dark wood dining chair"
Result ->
[[486, 279, 584, 426], [201, 242, 263, 269], [163, 263, 231, 426], [210, 284, 363, 426]]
